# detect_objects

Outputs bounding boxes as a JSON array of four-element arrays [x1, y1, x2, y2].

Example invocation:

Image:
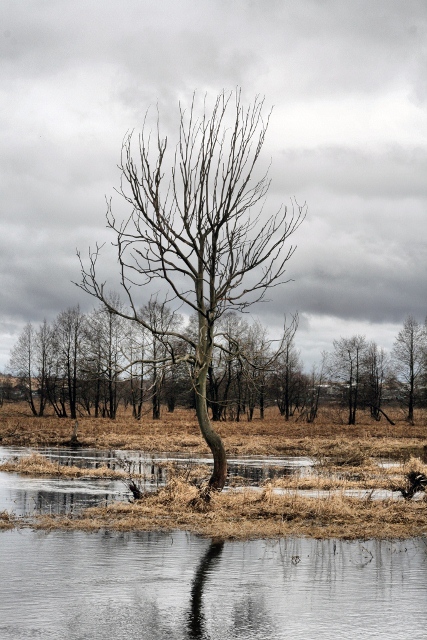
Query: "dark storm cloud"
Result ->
[[1, 0, 426, 369]]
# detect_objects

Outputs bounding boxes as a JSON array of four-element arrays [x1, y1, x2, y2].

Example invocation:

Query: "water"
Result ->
[[0, 446, 408, 517], [0, 470, 126, 516], [0, 445, 313, 477], [0, 446, 425, 638], [0, 529, 425, 639], [0, 446, 313, 516]]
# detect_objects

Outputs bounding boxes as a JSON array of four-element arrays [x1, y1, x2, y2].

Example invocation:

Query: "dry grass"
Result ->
[[1, 451, 422, 494], [1, 403, 426, 460], [30, 475, 427, 540], [0, 510, 17, 530], [0, 453, 128, 479]]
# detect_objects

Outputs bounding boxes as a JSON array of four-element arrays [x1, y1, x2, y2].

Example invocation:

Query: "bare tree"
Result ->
[[305, 355, 326, 423], [272, 315, 303, 420], [9, 321, 51, 416], [240, 319, 273, 421], [392, 315, 427, 424], [83, 301, 126, 419], [362, 341, 389, 420], [207, 312, 249, 421], [78, 90, 305, 491], [139, 299, 183, 419], [53, 306, 86, 419], [123, 317, 148, 420], [330, 335, 367, 425]]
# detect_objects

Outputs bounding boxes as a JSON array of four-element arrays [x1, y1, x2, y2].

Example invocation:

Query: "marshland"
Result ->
[[1, 403, 426, 539]]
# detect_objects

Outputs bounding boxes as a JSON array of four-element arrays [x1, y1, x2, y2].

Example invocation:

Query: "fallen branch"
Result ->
[[369, 405, 395, 425]]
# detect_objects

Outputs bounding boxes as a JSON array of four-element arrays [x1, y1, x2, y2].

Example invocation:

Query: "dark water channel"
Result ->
[[0, 529, 426, 639]]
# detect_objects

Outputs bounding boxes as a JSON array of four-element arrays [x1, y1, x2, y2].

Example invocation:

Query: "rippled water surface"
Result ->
[[0, 446, 425, 638], [0, 446, 314, 515], [0, 530, 426, 640], [0, 446, 408, 516]]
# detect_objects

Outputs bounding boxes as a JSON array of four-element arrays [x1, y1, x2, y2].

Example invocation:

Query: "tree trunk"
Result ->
[[152, 386, 161, 419], [195, 370, 227, 491], [408, 373, 414, 423]]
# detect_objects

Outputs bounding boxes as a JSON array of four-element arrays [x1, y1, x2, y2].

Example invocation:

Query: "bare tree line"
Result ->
[[5, 302, 298, 420], [4, 306, 427, 426]]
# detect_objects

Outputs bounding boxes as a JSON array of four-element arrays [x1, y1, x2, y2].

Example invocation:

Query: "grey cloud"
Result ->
[[274, 146, 427, 199], [1, 0, 427, 371], [2, 0, 425, 99]]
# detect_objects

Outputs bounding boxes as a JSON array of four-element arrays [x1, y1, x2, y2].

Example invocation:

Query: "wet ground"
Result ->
[[0, 445, 314, 515], [0, 445, 411, 517]]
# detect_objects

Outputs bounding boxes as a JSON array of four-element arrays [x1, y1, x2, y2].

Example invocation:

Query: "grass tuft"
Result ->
[[28, 473, 427, 540]]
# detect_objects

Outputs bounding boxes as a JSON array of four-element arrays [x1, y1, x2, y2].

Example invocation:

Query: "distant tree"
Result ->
[[304, 355, 326, 423], [78, 90, 305, 491], [330, 335, 367, 425], [123, 318, 148, 420], [362, 341, 389, 420], [392, 316, 427, 424], [81, 308, 104, 417], [272, 315, 303, 420], [84, 301, 126, 419], [52, 306, 86, 419], [0, 374, 15, 406], [206, 312, 249, 421], [139, 300, 184, 419], [241, 319, 273, 421], [163, 360, 191, 412], [9, 321, 51, 416]]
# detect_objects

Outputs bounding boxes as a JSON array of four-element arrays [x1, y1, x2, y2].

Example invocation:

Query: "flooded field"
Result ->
[[1, 444, 426, 637], [0, 445, 313, 516], [0, 444, 417, 520], [1, 529, 426, 639]]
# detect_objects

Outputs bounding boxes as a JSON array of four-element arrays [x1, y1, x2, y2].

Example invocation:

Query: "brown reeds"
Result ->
[[30, 476, 427, 540], [0, 510, 17, 530], [1, 453, 425, 540], [0, 453, 127, 479], [1, 404, 426, 460], [1, 404, 427, 540]]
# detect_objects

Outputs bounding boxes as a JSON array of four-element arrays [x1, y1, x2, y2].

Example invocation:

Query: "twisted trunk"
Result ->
[[194, 301, 227, 490], [195, 366, 227, 491]]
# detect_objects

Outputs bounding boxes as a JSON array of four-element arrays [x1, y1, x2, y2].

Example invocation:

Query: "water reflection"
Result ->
[[0, 530, 426, 640], [0, 445, 407, 519], [188, 540, 224, 639], [0, 446, 312, 485], [0, 470, 124, 516], [0, 446, 315, 517]]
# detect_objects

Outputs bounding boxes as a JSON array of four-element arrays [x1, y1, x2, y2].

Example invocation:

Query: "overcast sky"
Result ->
[[1, 0, 426, 372]]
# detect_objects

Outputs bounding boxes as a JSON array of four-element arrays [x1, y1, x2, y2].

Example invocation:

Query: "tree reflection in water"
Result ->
[[188, 539, 224, 639]]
